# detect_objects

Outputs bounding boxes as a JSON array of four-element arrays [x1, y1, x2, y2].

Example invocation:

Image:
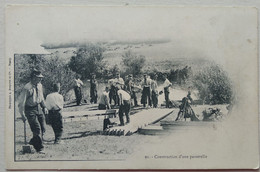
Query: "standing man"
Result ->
[[113, 72, 124, 106], [141, 74, 152, 108], [108, 78, 117, 106], [45, 83, 64, 144], [74, 75, 83, 106], [98, 86, 111, 110], [90, 73, 98, 104], [151, 74, 158, 108], [162, 75, 172, 108], [117, 86, 131, 126], [126, 74, 138, 107], [18, 69, 48, 153]]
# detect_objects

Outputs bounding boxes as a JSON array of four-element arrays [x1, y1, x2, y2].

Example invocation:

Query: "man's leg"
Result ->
[[132, 91, 138, 106], [53, 111, 63, 143], [124, 101, 130, 123], [74, 87, 79, 105], [152, 91, 156, 107], [143, 88, 148, 107], [165, 91, 170, 108], [118, 105, 124, 125], [25, 110, 44, 152], [37, 113, 46, 140], [94, 90, 98, 103], [155, 94, 158, 108]]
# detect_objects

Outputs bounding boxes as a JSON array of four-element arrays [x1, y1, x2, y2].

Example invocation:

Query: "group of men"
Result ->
[[98, 72, 173, 126], [18, 69, 64, 154], [73, 73, 98, 106], [98, 72, 173, 110], [18, 69, 173, 153]]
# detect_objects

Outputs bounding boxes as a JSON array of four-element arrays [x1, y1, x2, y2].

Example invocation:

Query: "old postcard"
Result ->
[[5, 5, 259, 170]]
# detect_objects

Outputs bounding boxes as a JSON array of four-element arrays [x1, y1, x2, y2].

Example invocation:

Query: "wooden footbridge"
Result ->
[[103, 108, 175, 136]]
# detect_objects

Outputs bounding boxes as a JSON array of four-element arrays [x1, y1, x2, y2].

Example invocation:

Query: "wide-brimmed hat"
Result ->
[[31, 69, 44, 78]]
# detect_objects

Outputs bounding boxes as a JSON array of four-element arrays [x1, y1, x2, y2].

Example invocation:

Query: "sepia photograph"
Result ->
[[5, 5, 259, 170]]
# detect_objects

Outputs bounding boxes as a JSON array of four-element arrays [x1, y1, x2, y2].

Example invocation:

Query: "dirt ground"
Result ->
[[14, 102, 228, 161]]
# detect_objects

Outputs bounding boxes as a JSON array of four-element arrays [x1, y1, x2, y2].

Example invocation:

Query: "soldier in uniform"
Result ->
[[18, 69, 48, 153]]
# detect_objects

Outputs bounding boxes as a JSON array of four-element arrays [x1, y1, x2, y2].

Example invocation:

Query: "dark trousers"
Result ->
[[25, 106, 45, 152], [49, 110, 63, 143], [74, 86, 82, 105], [131, 91, 138, 106], [109, 86, 118, 106], [98, 104, 106, 110], [152, 91, 158, 108], [90, 89, 97, 103], [141, 87, 151, 107], [164, 88, 170, 108], [119, 100, 131, 125]]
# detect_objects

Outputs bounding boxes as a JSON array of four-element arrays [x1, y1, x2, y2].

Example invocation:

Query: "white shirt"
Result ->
[[46, 92, 64, 111], [163, 79, 172, 88], [113, 77, 124, 87], [141, 78, 152, 87], [75, 79, 83, 87], [18, 82, 45, 114], [98, 91, 110, 106], [117, 90, 131, 101]]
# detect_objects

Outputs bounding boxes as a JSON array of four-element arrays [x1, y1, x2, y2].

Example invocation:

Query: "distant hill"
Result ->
[[43, 41, 209, 71]]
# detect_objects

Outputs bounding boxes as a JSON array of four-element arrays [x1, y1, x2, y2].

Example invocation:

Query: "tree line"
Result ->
[[14, 43, 233, 104]]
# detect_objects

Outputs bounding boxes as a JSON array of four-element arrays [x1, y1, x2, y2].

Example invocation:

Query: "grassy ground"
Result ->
[[15, 102, 228, 161]]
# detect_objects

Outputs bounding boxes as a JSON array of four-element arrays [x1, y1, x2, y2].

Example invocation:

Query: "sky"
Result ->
[[6, 6, 257, 75]]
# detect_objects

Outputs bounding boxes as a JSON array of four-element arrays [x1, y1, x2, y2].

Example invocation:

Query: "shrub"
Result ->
[[14, 54, 77, 100], [192, 63, 232, 104], [68, 44, 106, 79], [122, 50, 146, 77]]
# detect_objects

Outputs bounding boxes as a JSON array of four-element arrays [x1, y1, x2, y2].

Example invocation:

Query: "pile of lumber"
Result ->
[[103, 108, 174, 136]]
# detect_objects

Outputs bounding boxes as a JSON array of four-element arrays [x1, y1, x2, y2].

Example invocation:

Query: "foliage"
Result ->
[[122, 50, 146, 77], [192, 63, 232, 104], [14, 54, 76, 100], [68, 44, 106, 79]]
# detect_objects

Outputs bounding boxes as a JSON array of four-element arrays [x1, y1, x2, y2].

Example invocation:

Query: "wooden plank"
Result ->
[[62, 109, 118, 119], [160, 121, 217, 130], [104, 108, 175, 136], [138, 125, 165, 135]]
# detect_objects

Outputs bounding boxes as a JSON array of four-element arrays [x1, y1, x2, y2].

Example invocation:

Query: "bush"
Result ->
[[192, 63, 232, 104], [14, 54, 77, 100], [122, 50, 146, 77], [68, 44, 106, 79]]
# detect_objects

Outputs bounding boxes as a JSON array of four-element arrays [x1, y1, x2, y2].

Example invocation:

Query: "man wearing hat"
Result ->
[[117, 86, 131, 126], [113, 72, 124, 106], [151, 74, 158, 108], [45, 83, 64, 144], [74, 74, 84, 106], [162, 74, 172, 108], [90, 73, 98, 104], [141, 74, 152, 108], [18, 69, 48, 153], [126, 74, 138, 107]]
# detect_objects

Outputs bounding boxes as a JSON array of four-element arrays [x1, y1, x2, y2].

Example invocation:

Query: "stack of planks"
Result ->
[[103, 108, 174, 136]]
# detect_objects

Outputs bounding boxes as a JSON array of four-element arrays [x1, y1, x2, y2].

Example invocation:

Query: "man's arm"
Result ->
[[18, 90, 27, 122], [105, 94, 111, 109], [40, 100, 48, 114], [118, 92, 123, 105]]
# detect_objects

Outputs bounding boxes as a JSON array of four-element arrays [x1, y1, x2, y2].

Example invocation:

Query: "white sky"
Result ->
[[6, 6, 257, 74]]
